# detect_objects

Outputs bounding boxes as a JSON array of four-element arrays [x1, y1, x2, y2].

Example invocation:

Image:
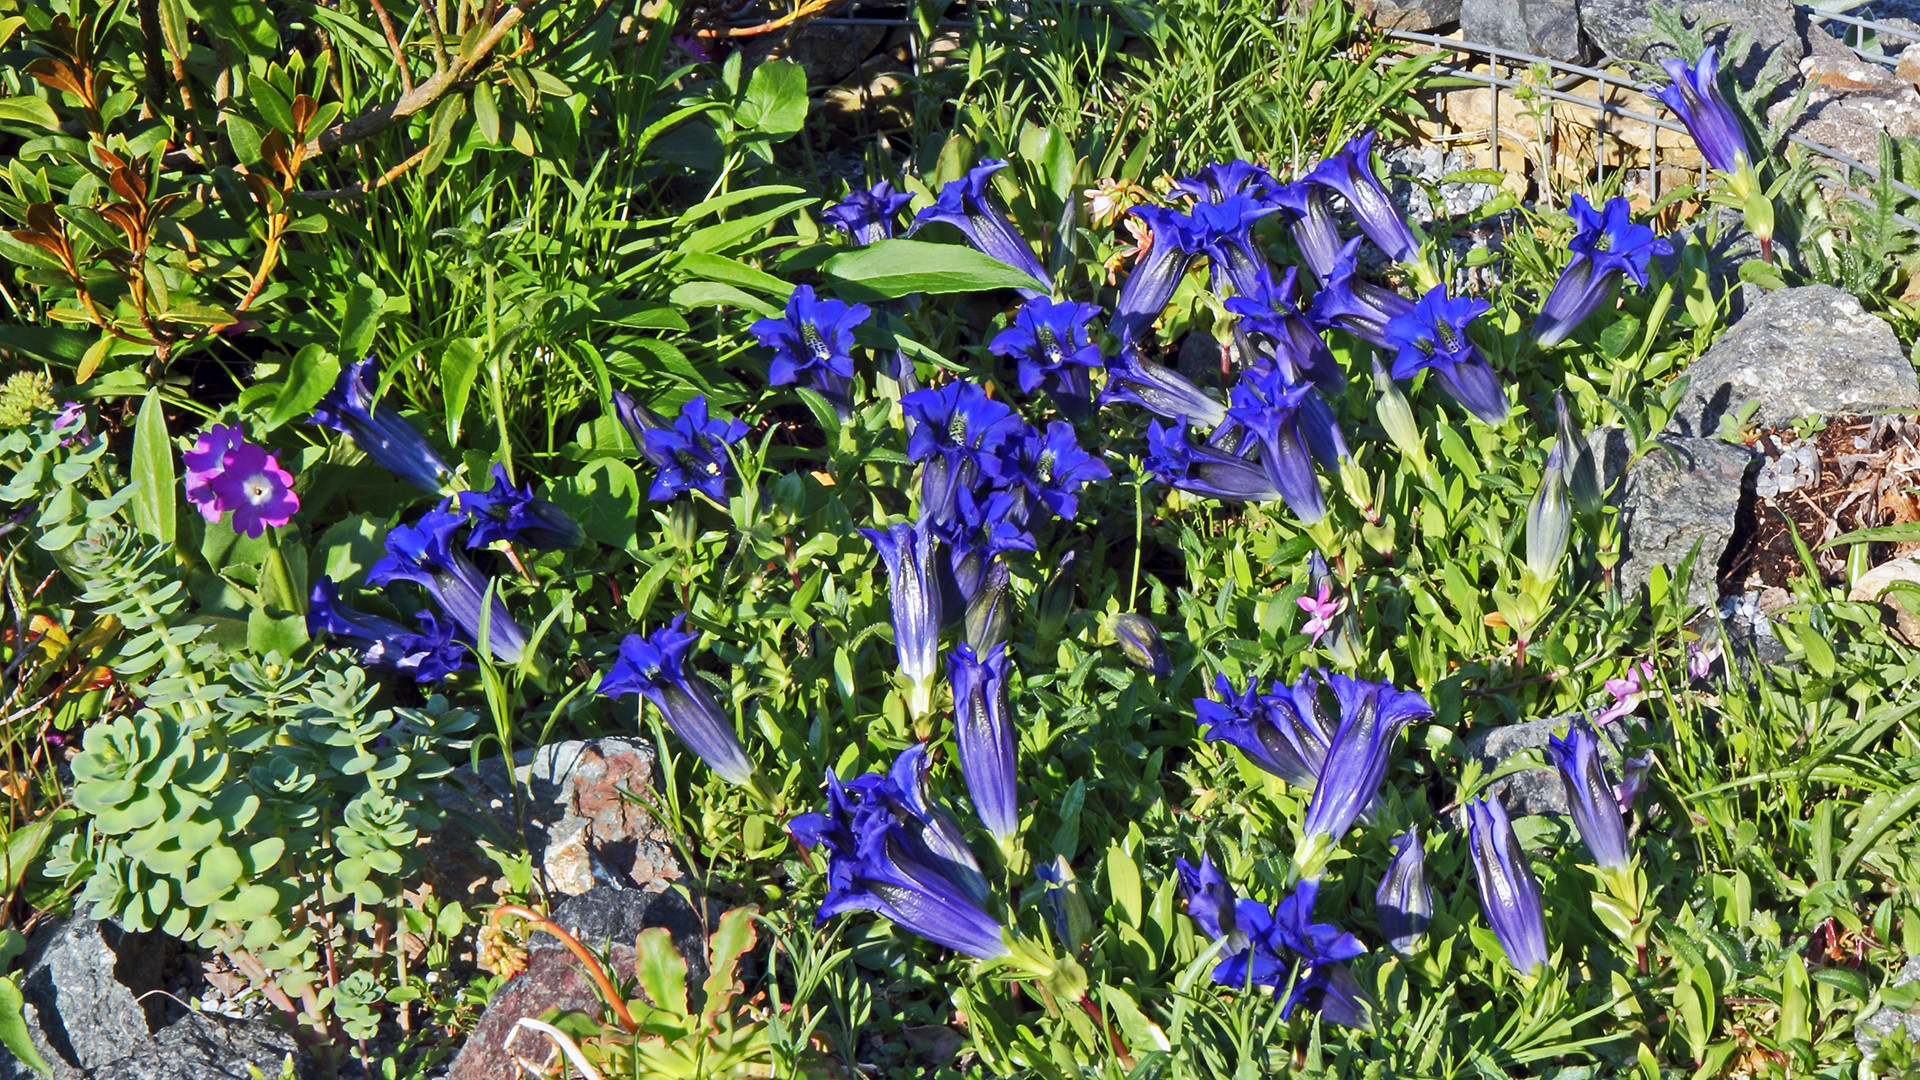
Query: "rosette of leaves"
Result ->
[[0, 411, 130, 551]]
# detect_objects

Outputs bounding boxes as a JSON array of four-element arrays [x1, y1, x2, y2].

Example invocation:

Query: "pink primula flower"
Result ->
[[184, 423, 300, 538]]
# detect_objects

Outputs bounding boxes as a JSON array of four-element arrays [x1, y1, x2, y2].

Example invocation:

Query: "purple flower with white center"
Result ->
[[458, 464, 585, 550], [1176, 868, 1369, 1029], [910, 160, 1049, 296], [1385, 286, 1510, 425], [790, 746, 1010, 959], [985, 421, 1111, 523], [1225, 364, 1331, 523], [367, 505, 528, 664], [1376, 828, 1431, 957], [989, 298, 1104, 406], [1307, 237, 1416, 347], [312, 358, 455, 495], [1269, 181, 1345, 284], [1546, 720, 1632, 871], [1467, 796, 1551, 975], [1101, 346, 1228, 428], [1112, 205, 1202, 344], [1222, 267, 1344, 395], [948, 641, 1017, 839], [860, 516, 945, 719], [1195, 672, 1333, 790], [824, 181, 914, 247], [901, 381, 1026, 527], [598, 614, 756, 786], [1174, 160, 1281, 205], [308, 578, 469, 683], [1145, 418, 1281, 503], [1652, 46, 1749, 175], [639, 395, 749, 503], [1534, 194, 1675, 346], [1190, 194, 1284, 300], [1297, 672, 1433, 877], [183, 424, 300, 539], [1303, 130, 1420, 263]]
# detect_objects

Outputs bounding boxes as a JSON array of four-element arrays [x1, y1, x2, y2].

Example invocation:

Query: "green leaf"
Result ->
[[1105, 844, 1143, 929], [440, 337, 484, 445], [338, 279, 386, 361], [0, 978, 50, 1076], [735, 60, 808, 138], [675, 251, 794, 299], [550, 460, 641, 548], [821, 239, 1049, 301], [473, 81, 500, 144], [1833, 781, 1920, 883], [634, 926, 689, 1015], [180, 845, 243, 907], [700, 908, 757, 1027], [266, 344, 339, 433], [129, 390, 176, 545], [0, 98, 58, 130], [2, 820, 51, 898], [251, 78, 296, 135], [315, 514, 385, 583], [246, 608, 308, 657]]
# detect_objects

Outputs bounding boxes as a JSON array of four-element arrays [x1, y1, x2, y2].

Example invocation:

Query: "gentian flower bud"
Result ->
[[1308, 238, 1416, 347], [948, 641, 1018, 840], [598, 614, 756, 786], [1037, 855, 1095, 952], [1112, 205, 1202, 344], [1545, 721, 1632, 871], [1652, 46, 1749, 175], [860, 517, 945, 719], [367, 505, 528, 663], [1524, 443, 1572, 583], [910, 160, 1049, 296], [1534, 195, 1674, 347], [1555, 394, 1604, 518], [962, 554, 1012, 653], [1303, 130, 1420, 263], [307, 577, 469, 682], [1297, 673, 1432, 877], [1145, 418, 1282, 504], [312, 358, 454, 495], [1195, 672, 1332, 790], [1371, 358, 1428, 469], [1375, 828, 1431, 957], [824, 180, 913, 246], [1466, 797, 1550, 975], [1110, 613, 1171, 679], [1384, 286, 1510, 425], [1270, 181, 1344, 284], [459, 464, 585, 550]]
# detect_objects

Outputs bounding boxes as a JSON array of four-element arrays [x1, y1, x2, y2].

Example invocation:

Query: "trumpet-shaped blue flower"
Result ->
[[611, 390, 669, 462], [824, 181, 914, 246], [1224, 365, 1331, 523], [1307, 237, 1415, 347], [1175, 160, 1280, 205], [948, 641, 1017, 839], [1191, 194, 1284, 300], [1270, 181, 1345, 284], [1297, 672, 1432, 876], [1303, 130, 1419, 263], [1146, 419, 1281, 503], [639, 395, 749, 502], [1376, 828, 1431, 957], [990, 298, 1104, 405], [1195, 673, 1333, 790], [751, 285, 869, 397], [911, 160, 1049, 295], [1385, 286, 1510, 424], [1652, 47, 1749, 174], [307, 578, 469, 683], [985, 421, 1111, 523], [1545, 720, 1632, 870], [367, 505, 528, 664], [459, 464, 585, 550], [1102, 346, 1228, 428], [902, 381, 1026, 526], [1113, 205, 1202, 344], [791, 746, 1009, 959], [600, 615, 756, 786], [1222, 267, 1344, 395], [1467, 796, 1550, 975], [1176, 866, 1369, 1029], [861, 517, 945, 718], [312, 358, 454, 494], [1534, 195, 1675, 346]]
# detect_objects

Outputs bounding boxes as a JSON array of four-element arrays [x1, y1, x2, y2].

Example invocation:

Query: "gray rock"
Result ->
[[1461, 0, 1587, 60], [1578, 0, 1804, 88], [1858, 955, 1920, 1055], [1358, 0, 1463, 31], [1672, 285, 1920, 439], [1613, 434, 1758, 611], [1769, 50, 1920, 170], [1462, 710, 1640, 818]]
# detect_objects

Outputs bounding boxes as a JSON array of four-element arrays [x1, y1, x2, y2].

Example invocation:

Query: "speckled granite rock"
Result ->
[[1858, 955, 1920, 1055], [1461, 711, 1641, 818], [1614, 435, 1759, 611]]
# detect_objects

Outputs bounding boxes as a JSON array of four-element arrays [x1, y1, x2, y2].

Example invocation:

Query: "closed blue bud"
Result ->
[[1467, 796, 1551, 975], [1303, 130, 1420, 264], [948, 641, 1017, 840], [1298, 672, 1432, 877], [1375, 828, 1431, 957], [1653, 47, 1750, 175], [1270, 181, 1345, 285], [861, 517, 945, 719], [1112, 205, 1202, 344], [311, 357, 454, 495], [367, 505, 528, 664], [1545, 720, 1632, 871], [1110, 613, 1171, 680], [598, 615, 756, 786], [1102, 346, 1228, 428]]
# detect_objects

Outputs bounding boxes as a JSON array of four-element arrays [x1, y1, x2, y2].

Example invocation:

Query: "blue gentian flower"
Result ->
[[989, 298, 1105, 405], [1111, 613, 1172, 680], [1174, 855, 1240, 941], [307, 577, 470, 683], [1467, 796, 1551, 975], [1265, 879, 1372, 1030], [1269, 181, 1345, 284], [1222, 267, 1345, 395], [860, 517, 945, 719], [1102, 346, 1228, 428], [1195, 672, 1333, 790], [611, 390, 669, 462], [790, 747, 1011, 959], [1545, 720, 1631, 871], [883, 742, 994, 906], [1652, 46, 1749, 174], [902, 381, 1026, 527], [910, 160, 1049, 296], [1384, 286, 1510, 425], [1534, 195, 1676, 346], [311, 357, 454, 495], [750, 285, 870, 398], [1145, 419, 1281, 503], [459, 464, 585, 550], [1112, 205, 1202, 344], [1224, 365, 1330, 523], [599, 615, 756, 786], [1174, 160, 1281, 204], [1297, 672, 1433, 877], [985, 421, 1111, 523], [367, 505, 528, 664], [1176, 866, 1369, 1029], [1191, 194, 1284, 300], [948, 641, 1017, 839], [1303, 130, 1419, 263], [824, 180, 914, 246], [1376, 828, 1431, 958], [1306, 237, 1415, 347], [639, 395, 749, 502]]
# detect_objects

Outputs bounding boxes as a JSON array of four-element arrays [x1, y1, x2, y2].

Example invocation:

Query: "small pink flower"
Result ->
[[1297, 581, 1344, 646], [184, 423, 299, 538], [1686, 640, 1720, 679], [53, 401, 87, 446], [1595, 661, 1655, 724]]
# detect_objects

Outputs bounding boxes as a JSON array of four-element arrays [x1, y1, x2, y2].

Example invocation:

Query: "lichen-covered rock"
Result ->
[[1769, 50, 1920, 170], [1461, 0, 1586, 61], [1461, 711, 1640, 819], [1614, 435, 1757, 611], [1578, 0, 1803, 88], [1358, 0, 1464, 32], [1858, 955, 1920, 1056]]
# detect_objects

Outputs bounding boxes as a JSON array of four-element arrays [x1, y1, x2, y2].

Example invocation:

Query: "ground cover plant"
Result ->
[[2, 0, 1920, 1077]]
